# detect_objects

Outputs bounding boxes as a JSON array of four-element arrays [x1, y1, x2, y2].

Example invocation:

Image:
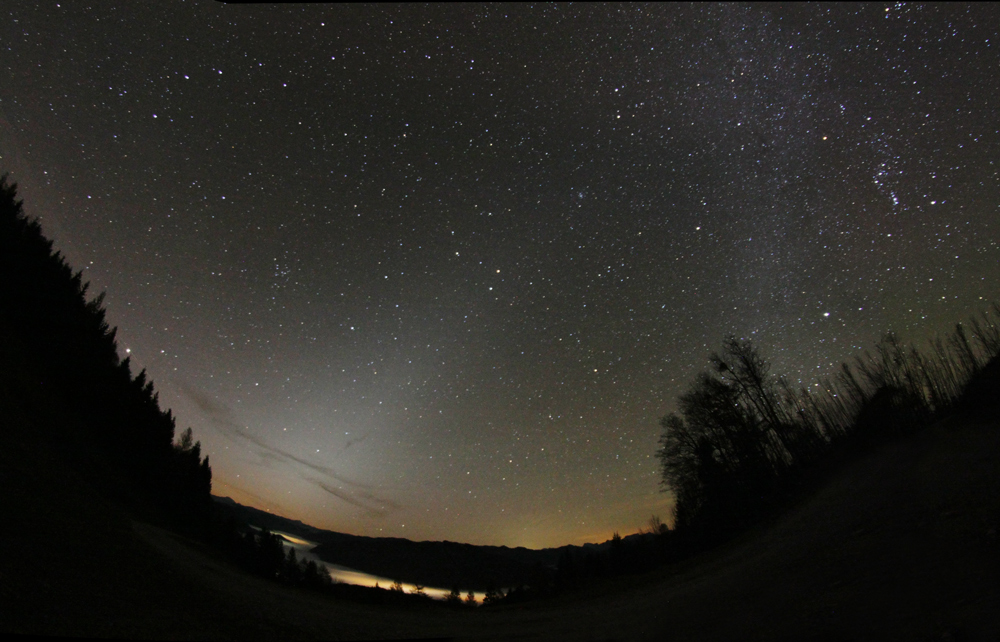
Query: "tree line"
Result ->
[[658, 315, 1000, 541], [0, 174, 212, 527]]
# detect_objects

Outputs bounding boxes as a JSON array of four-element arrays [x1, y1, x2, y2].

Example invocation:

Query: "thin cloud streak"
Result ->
[[314, 481, 398, 516], [178, 381, 400, 512]]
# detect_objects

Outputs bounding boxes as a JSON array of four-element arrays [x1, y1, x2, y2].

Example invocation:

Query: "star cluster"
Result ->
[[2, 3, 998, 547]]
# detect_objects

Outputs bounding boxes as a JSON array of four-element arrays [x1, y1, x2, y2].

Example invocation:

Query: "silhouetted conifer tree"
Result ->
[[483, 585, 501, 604], [0, 174, 213, 528]]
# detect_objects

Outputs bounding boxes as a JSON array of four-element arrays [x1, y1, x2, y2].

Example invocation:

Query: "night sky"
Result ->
[[2, 3, 998, 548]]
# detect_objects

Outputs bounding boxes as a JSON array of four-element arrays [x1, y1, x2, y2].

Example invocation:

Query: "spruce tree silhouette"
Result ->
[[0, 174, 213, 527]]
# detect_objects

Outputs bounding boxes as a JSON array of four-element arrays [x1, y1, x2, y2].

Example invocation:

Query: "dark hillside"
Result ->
[[961, 354, 1000, 420]]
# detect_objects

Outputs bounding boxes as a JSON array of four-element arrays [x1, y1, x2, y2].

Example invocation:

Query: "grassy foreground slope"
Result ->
[[4, 367, 998, 641]]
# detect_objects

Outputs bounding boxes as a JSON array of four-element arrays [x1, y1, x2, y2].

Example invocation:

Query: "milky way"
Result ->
[[2, 3, 998, 547]]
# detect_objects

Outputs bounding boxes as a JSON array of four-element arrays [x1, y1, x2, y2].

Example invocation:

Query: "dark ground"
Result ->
[[3, 393, 999, 640]]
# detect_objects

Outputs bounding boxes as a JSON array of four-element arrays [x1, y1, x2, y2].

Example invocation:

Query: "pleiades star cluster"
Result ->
[[2, 3, 997, 547]]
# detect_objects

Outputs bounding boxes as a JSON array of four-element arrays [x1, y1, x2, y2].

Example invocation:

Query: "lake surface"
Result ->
[[269, 530, 483, 602]]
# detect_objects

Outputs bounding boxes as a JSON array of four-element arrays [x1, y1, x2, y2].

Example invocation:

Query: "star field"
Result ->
[[2, 3, 998, 547]]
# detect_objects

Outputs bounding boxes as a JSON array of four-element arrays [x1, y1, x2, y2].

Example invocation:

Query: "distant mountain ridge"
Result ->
[[213, 496, 330, 541], [212, 495, 653, 589]]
